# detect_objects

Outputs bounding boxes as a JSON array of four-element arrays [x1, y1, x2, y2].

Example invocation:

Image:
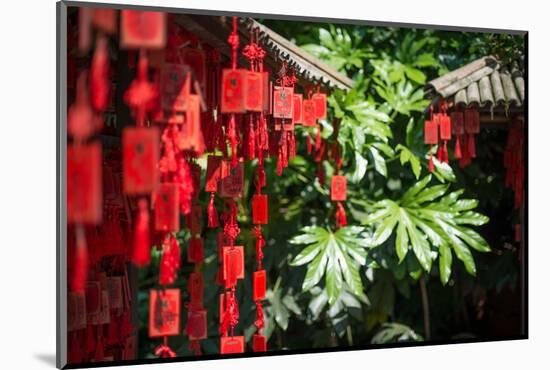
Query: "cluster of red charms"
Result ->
[[68, 9, 334, 360], [425, 100, 480, 172], [68, 7, 137, 364]]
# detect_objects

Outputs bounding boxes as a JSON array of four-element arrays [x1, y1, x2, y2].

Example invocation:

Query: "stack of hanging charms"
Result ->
[[504, 115, 525, 210], [330, 119, 347, 229], [242, 27, 269, 353], [218, 16, 246, 355]]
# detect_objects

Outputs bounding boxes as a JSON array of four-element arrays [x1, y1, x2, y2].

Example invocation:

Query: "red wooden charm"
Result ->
[[220, 336, 244, 354], [122, 127, 160, 194], [188, 237, 204, 263], [464, 108, 480, 134], [450, 111, 464, 135], [186, 309, 207, 340], [155, 183, 180, 232], [440, 114, 452, 140], [221, 69, 246, 113], [223, 246, 245, 288], [160, 65, 190, 112], [312, 93, 327, 120], [189, 272, 204, 309], [331, 175, 347, 202], [302, 99, 316, 127], [245, 71, 264, 112], [293, 94, 303, 124], [273, 86, 294, 119], [177, 94, 204, 154], [67, 143, 102, 224], [149, 289, 180, 337], [205, 156, 222, 192], [92, 8, 117, 34], [253, 334, 267, 352], [252, 194, 268, 225], [424, 120, 438, 145], [120, 10, 166, 49], [253, 270, 266, 301], [188, 204, 202, 235], [219, 159, 244, 198]]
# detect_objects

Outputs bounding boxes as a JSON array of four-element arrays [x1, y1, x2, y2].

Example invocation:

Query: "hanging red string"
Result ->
[[425, 104, 438, 172]]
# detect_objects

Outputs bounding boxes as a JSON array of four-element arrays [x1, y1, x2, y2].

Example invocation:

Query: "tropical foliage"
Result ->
[[136, 21, 524, 355]]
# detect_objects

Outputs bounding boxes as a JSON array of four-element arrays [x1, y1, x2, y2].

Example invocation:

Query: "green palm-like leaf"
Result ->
[[363, 175, 490, 285], [290, 226, 368, 305]]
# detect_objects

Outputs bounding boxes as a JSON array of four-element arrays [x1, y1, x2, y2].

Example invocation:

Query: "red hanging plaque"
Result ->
[[189, 272, 203, 309], [188, 237, 204, 263], [122, 127, 160, 194], [220, 336, 244, 354], [205, 156, 222, 192], [219, 159, 244, 198], [245, 71, 264, 112], [331, 175, 347, 201], [149, 289, 180, 337], [92, 8, 117, 34], [160, 64, 190, 112], [303, 99, 316, 127], [67, 143, 102, 224], [223, 246, 245, 288], [464, 108, 480, 134], [154, 183, 180, 232], [424, 120, 438, 145], [450, 111, 464, 135], [188, 204, 202, 235], [273, 86, 294, 119], [253, 334, 267, 352], [252, 194, 268, 225], [120, 10, 166, 49], [186, 309, 207, 340], [221, 69, 246, 113], [440, 114, 452, 140], [293, 94, 303, 124], [253, 270, 266, 301], [312, 93, 327, 120]]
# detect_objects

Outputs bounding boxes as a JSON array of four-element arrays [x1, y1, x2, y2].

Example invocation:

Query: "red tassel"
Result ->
[[177, 158, 194, 215], [443, 141, 449, 163], [72, 225, 88, 292], [254, 301, 265, 330], [94, 333, 104, 362], [454, 137, 462, 159], [437, 143, 443, 162], [228, 115, 238, 167], [154, 343, 176, 358], [289, 131, 296, 159], [315, 126, 322, 150], [468, 134, 477, 158], [306, 134, 312, 155], [335, 202, 347, 229], [132, 198, 151, 267], [248, 116, 256, 160], [106, 317, 119, 346], [428, 146, 434, 173], [207, 192, 219, 228], [159, 235, 179, 285], [317, 162, 325, 186]]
